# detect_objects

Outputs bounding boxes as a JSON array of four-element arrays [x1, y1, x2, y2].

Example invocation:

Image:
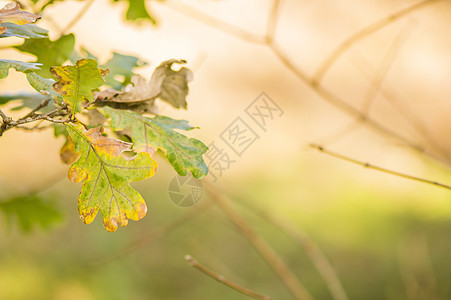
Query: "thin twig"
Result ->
[[361, 21, 416, 114], [235, 200, 348, 300], [263, 215, 348, 300], [266, 0, 282, 43], [312, 0, 443, 84], [0, 109, 9, 122], [162, 0, 449, 166], [0, 106, 68, 136], [59, 0, 95, 35], [162, 1, 267, 44], [352, 54, 450, 161], [204, 181, 315, 300], [310, 144, 451, 191], [185, 255, 273, 300], [19, 99, 51, 120]]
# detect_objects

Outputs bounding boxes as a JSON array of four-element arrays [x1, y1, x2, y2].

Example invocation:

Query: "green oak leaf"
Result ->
[[0, 59, 41, 79], [67, 124, 157, 232], [101, 107, 209, 178], [102, 52, 147, 89], [15, 34, 75, 78], [0, 22, 48, 39], [50, 59, 106, 114], [27, 72, 63, 104], [112, 0, 157, 24]]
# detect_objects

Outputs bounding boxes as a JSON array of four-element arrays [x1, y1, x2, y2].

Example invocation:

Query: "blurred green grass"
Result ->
[[1, 156, 450, 300]]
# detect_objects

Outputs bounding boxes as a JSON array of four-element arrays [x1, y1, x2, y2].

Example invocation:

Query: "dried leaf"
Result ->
[[51, 59, 107, 114], [94, 75, 158, 114], [86, 108, 107, 127], [0, 2, 40, 34], [67, 125, 157, 232], [101, 107, 208, 178], [154, 59, 193, 109], [94, 59, 193, 112]]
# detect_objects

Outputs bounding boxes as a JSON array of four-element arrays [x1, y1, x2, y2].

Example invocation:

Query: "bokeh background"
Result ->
[[1, 0, 451, 299]]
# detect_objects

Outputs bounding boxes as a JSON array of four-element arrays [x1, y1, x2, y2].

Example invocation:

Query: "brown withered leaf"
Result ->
[[93, 59, 192, 112], [94, 75, 158, 114], [86, 109, 107, 127], [154, 59, 192, 109], [0, 2, 40, 34]]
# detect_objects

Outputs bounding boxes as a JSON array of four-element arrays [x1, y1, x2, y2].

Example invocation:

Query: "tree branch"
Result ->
[[60, 0, 95, 36], [312, 0, 443, 85], [0, 105, 68, 136], [160, 0, 449, 166], [235, 200, 349, 300], [185, 255, 273, 300], [310, 144, 451, 191], [204, 181, 315, 300]]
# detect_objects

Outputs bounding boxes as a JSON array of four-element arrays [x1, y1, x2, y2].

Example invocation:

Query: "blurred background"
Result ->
[[1, 0, 451, 299]]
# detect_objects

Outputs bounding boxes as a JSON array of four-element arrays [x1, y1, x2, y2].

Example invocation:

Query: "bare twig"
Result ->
[[361, 21, 416, 114], [266, 0, 282, 43], [0, 105, 68, 136], [0, 109, 9, 122], [312, 0, 442, 84], [352, 54, 450, 161], [59, 0, 95, 36], [264, 216, 347, 300], [185, 255, 273, 300], [161, 0, 449, 166], [235, 200, 348, 300], [162, 1, 266, 44], [310, 144, 451, 191], [19, 99, 51, 120], [204, 181, 315, 300]]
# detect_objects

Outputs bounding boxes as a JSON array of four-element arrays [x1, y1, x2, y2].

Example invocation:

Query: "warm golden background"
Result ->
[[1, 0, 451, 299]]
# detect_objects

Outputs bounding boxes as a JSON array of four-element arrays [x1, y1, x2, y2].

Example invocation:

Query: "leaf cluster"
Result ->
[[0, 2, 208, 232]]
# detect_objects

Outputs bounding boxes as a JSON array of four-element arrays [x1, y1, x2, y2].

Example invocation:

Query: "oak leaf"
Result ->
[[15, 34, 75, 78], [51, 59, 107, 114], [0, 59, 41, 79], [94, 59, 192, 112], [67, 125, 158, 232], [0, 23, 47, 39], [95, 74, 158, 114], [112, 0, 156, 24], [101, 107, 208, 178]]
